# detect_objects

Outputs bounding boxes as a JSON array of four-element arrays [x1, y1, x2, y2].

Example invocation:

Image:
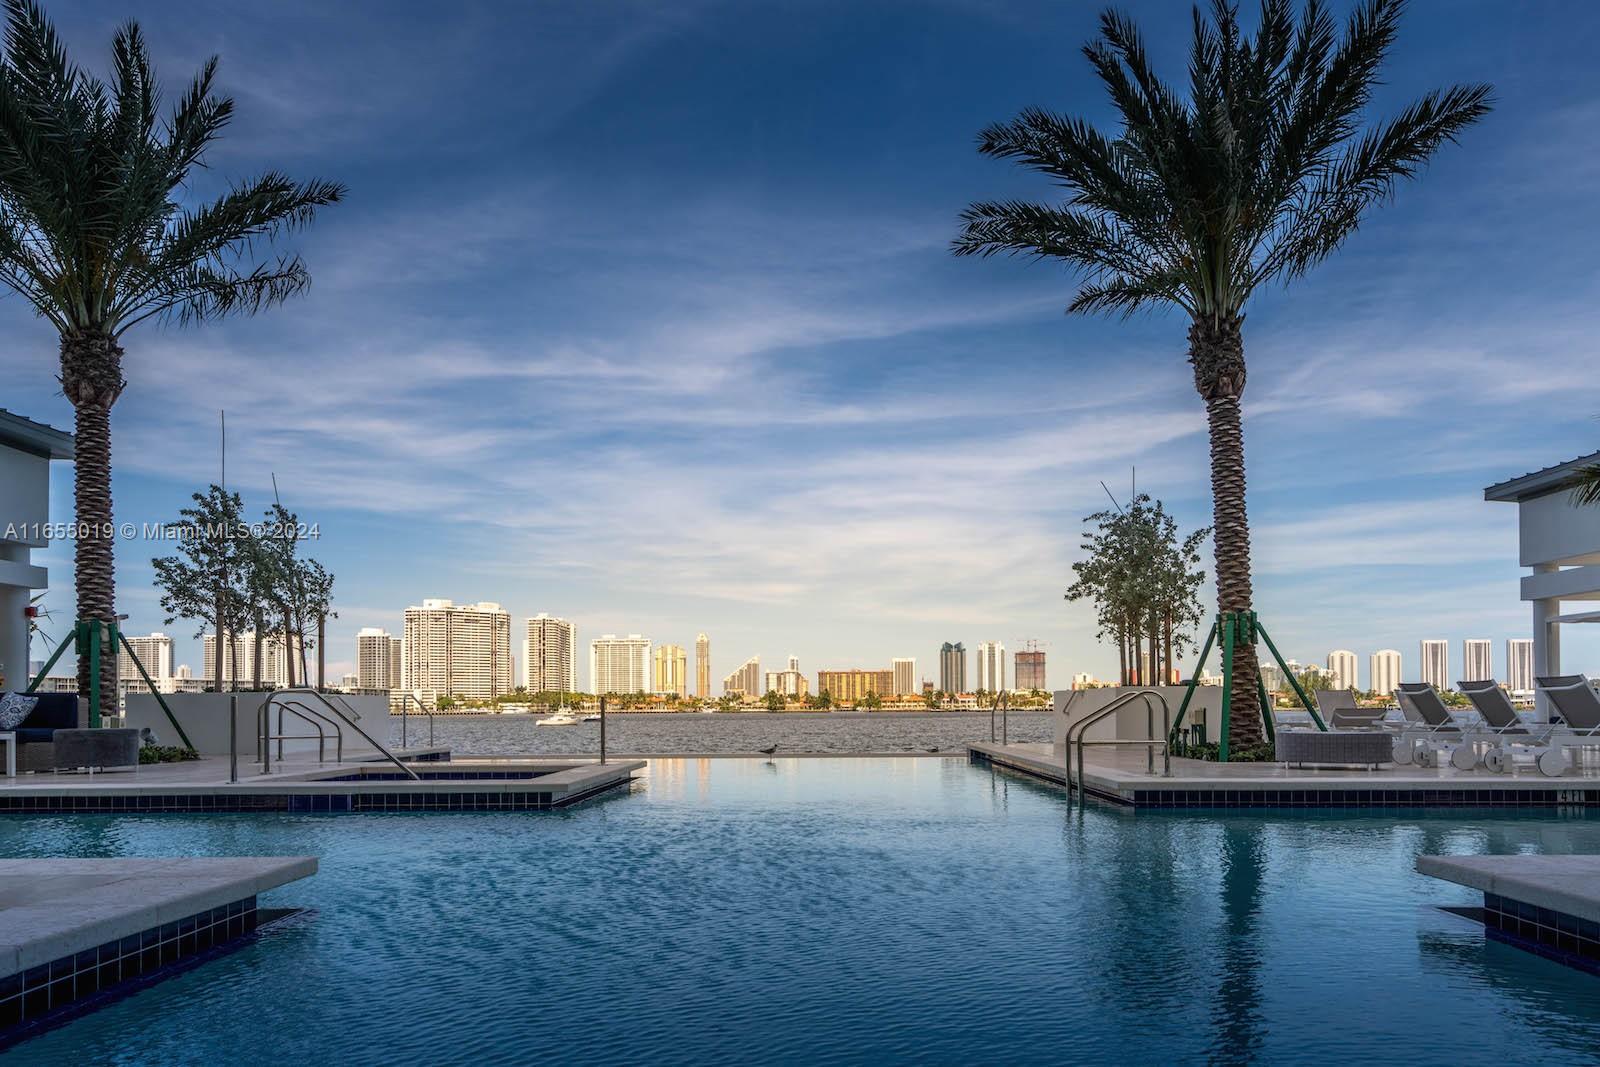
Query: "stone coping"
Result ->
[[0, 758, 644, 801], [968, 742, 1600, 806], [1416, 855, 1600, 925], [0, 857, 315, 978]]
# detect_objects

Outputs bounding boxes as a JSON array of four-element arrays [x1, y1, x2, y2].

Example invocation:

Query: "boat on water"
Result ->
[[581, 713, 601, 722], [536, 711, 579, 726]]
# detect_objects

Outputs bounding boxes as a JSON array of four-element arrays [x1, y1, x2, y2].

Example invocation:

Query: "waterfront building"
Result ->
[[816, 669, 894, 704], [1506, 638, 1534, 694], [1071, 672, 1096, 689], [695, 633, 710, 698], [356, 628, 402, 691], [403, 599, 514, 705], [939, 642, 966, 692], [723, 655, 760, 697], [765, 656, 808, 698], [1326, 649, 1357, 691], [340, 672, 360, 689], [0, 411, 72, 694], [892, 657, 916, 697], [976, 641, 1006, 693], [1015, 649, 1046, 691], [525, 614, 578, 693], [653, 643, 689, 697], [1420, 639, 1448, 690], [203, 630, 304, 688], [1462, 639, 1492, 684], [118, 632, 173, 693], [591, 634, 650, 695], [1259, 662, 1284, 692], [1371, 649, 1402, 697]]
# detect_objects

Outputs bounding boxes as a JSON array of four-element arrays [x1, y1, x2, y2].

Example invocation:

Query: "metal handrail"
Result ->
[[258, 700, 331, 772], [1064, 689, 1171, 803], [276, 699, 345, 764], [395, 690, 435, 749], [262, 687, 421, 781]]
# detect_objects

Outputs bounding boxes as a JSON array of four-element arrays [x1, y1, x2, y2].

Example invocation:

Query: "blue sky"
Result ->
[[6, 0, 1600, 689]]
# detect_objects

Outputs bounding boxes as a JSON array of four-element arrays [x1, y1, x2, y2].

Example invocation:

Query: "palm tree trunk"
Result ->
[[1189, 315, 1263, 748], [60, 332, 124, 709]]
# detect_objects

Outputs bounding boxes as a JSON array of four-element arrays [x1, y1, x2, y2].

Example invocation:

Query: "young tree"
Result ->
[[956, 0, 1489, 744], [0, 1, 341, 699], [151, 486, 249, 690]]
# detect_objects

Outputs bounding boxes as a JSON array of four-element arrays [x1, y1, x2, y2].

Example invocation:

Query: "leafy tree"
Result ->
[[762, 689, 784, 711], [1067, 494, 1207, 689], [0, 0, 342, 699], [955, 0, 1490, 745], [151, 486, 249, 690]]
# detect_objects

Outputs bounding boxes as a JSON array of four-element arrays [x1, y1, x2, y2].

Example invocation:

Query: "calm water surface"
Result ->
[[3, 758, 1598, 1065], [389, 710, 1053, 755]]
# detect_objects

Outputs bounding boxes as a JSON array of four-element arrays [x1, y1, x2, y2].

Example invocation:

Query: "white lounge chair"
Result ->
[[1456, 678, 1554, 773], [1532, 675, 1600, 776], [1393, 683, 1472, 768]]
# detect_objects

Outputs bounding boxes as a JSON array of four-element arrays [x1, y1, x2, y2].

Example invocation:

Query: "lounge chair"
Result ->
[[1456, 679, 1553, 773], [1393, 683, 1471, 768], [1532, 676, 1600, 776], [1312, 689, 1390, 730]]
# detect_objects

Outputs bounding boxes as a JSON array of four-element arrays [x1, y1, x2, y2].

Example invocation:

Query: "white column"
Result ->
[[1532, 564, 1559, 723]]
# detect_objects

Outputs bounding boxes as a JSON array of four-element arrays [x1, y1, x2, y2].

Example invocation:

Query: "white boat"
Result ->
[[536, 711, 579, 727], [581, 713, 601, 722]]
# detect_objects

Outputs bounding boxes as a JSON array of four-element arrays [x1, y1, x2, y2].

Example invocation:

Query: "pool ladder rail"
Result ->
[[1061, 689, 1171, 804], [237, 687, 421, 782]]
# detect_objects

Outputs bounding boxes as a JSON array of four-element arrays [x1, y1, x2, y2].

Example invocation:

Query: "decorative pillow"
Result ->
[[0, 692, 38, 731]]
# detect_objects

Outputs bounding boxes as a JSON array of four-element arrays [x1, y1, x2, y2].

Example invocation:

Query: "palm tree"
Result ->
[[0, 0, 342, 703], [953, 0, 1489, 745]]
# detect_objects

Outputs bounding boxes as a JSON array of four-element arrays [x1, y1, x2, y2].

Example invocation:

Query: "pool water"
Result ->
[[3, 758, 1599, 1065]]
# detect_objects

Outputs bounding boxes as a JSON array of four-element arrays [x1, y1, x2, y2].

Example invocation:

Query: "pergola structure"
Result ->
[[1485, 451, 1600, 722]]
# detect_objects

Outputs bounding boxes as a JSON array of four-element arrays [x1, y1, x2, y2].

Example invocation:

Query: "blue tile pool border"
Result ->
[[1480, 893, 1600, 976], [0, 898, 259, 1047]]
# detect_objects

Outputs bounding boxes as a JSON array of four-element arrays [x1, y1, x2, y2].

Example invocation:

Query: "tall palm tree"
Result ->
[[953, 0, 1489, 745], [0, 0, 342, 703]]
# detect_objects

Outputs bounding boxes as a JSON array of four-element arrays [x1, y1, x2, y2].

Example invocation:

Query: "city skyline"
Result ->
[[9, 2, 1600, 689]]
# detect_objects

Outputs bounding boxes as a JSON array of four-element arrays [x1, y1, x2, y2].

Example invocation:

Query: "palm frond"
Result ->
[[955, 0, 1490, 322]]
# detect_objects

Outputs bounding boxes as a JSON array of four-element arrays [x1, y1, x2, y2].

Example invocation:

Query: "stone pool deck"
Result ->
[[0, 857, 315, 1039], [1419, 855, 1600, 975], [968, 741, 1600, 808], [0, 753, 643, 813]]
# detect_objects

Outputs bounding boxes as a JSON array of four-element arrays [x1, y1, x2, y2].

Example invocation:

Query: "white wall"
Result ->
[[125, 692, 396, 761], [1053, 685, 1224, 753], [0, 444, 51, 690]]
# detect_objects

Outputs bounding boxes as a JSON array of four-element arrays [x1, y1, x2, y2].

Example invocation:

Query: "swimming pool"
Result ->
[[2, 758, 1598, 1065]]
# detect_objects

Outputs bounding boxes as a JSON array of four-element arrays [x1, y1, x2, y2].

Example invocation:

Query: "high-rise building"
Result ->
[[939, 642, 966, 693], [652, 643, 689, 696], [525, 614, 577, 693], [1371, 649, 1402, 697], [403, 599, 513, 705], [722, 655, 760, 697], [1506, 638, 1534, 693], [118, 632, 173, 693], [1326, 649, 1357, 691], [695, 633, 711, 698], [976, 640, 1006, 693], [356, 628, 402, 691], [816, 669, 894, 704], [203, 630, 304, 688], [1014, 649, 1046, 691], [1420, 639, 1448, 690], [764, 656, 808, 698], [1462, 639, 1492, 684], [1259, 662, 1284, 692], [1071, 672, 1096, 690], [590, 635, 650, 695], [892, 657, 917, 696], [340, 672, 360, 690]]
